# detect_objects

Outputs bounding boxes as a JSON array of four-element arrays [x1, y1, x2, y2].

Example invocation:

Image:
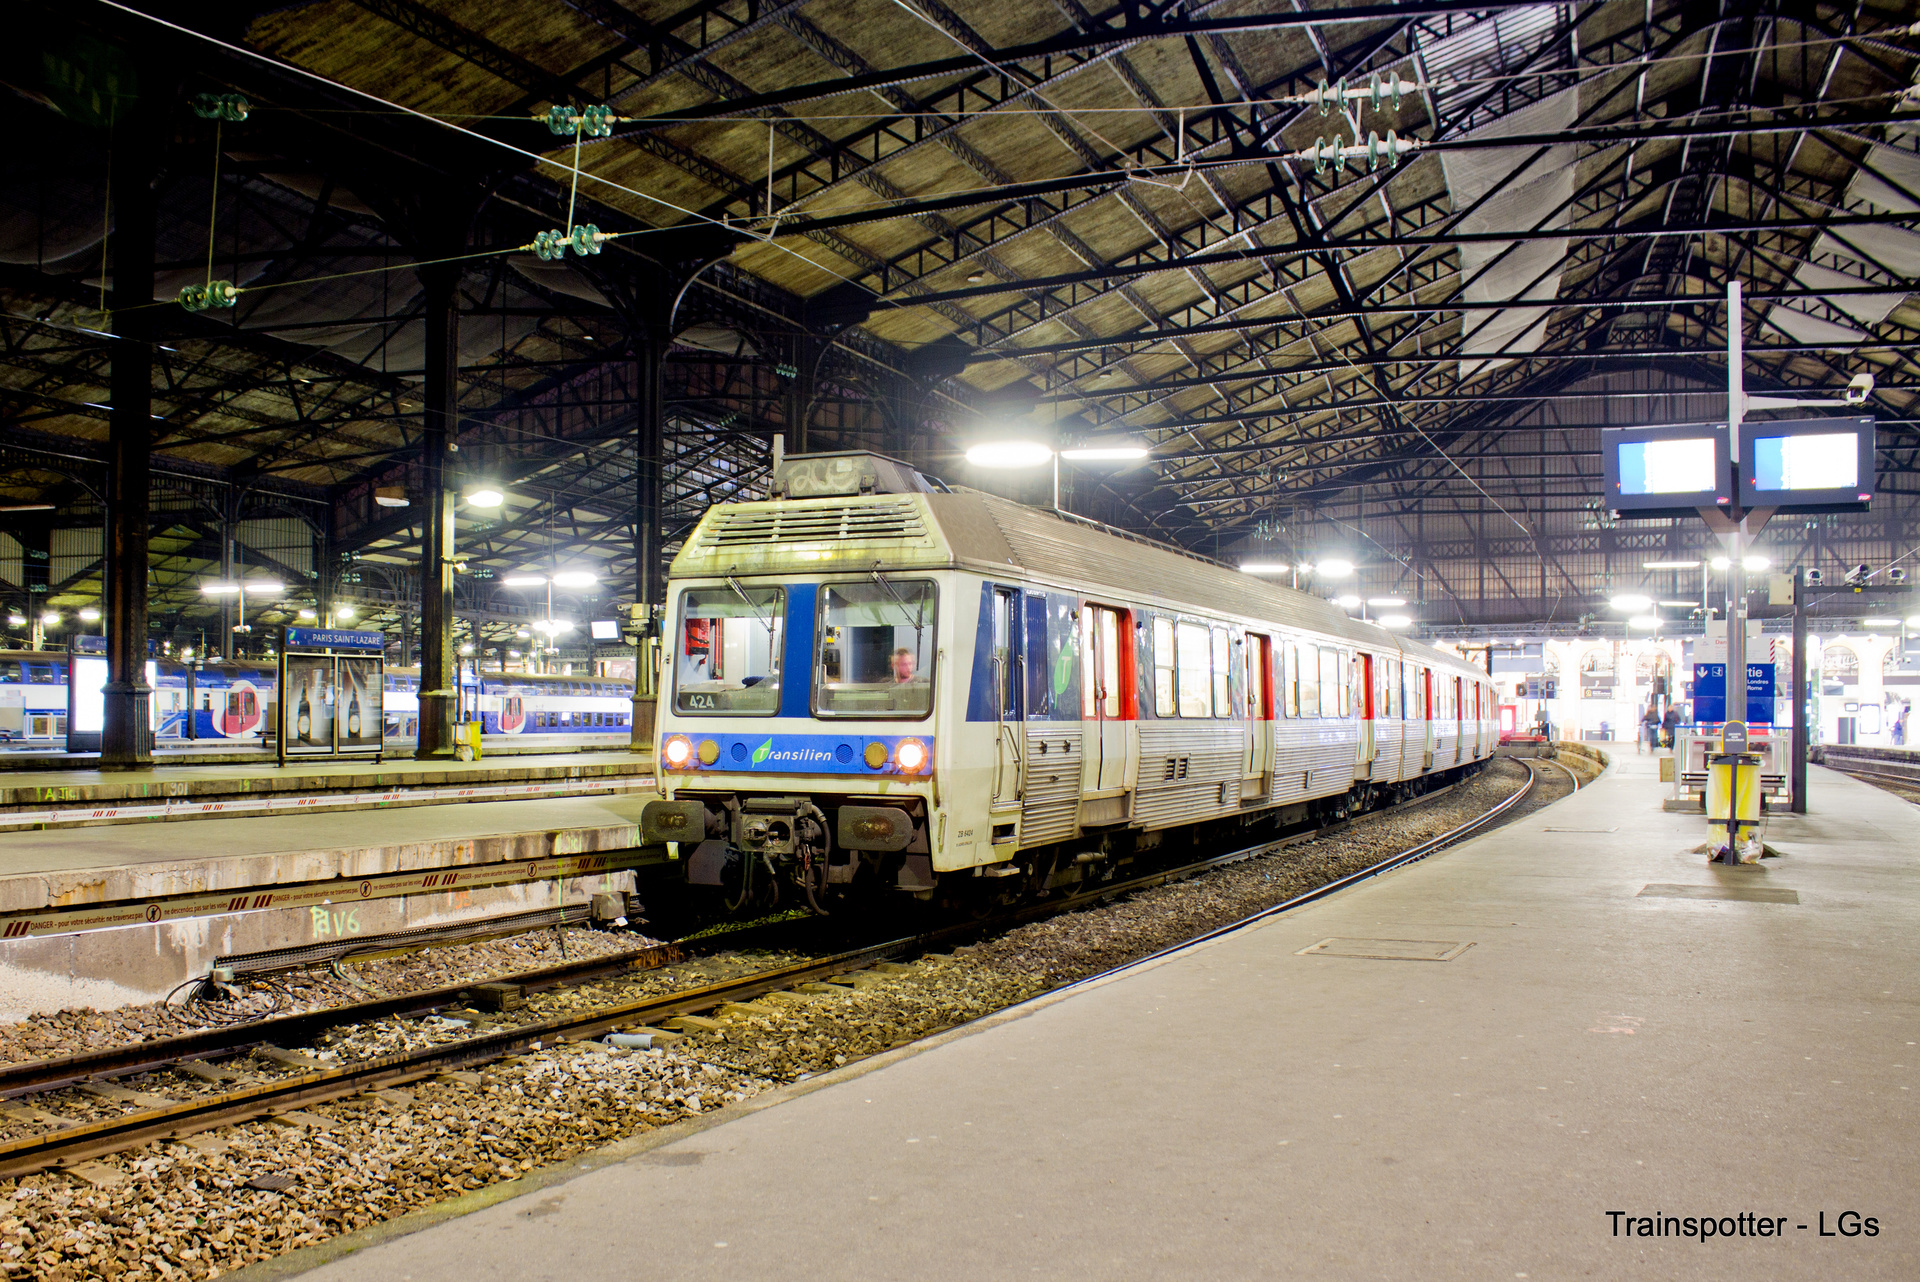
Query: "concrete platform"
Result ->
[[280, 754, 1918, 1280], [0, 788, 657, 1017], [0, 750, 653, 830]]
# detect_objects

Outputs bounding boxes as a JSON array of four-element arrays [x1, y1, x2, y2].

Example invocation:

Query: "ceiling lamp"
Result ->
[[551, 571, 599, 588], [1862, 617, 1900, 627], [464, 486, 505, 508], [1240, 563, 1290, 574], [965, 439, 1054, 468], [1315, 558, 1355, 578], [1629, 615, 1661, 630], [1643, 559, 1700, 570], [374, 486, 410, 508], [1335, 594, 1361, 609], [1378, 614, 1412, 629], [1610, 594, 1653, 611], [1366, 596, 1405, 607]]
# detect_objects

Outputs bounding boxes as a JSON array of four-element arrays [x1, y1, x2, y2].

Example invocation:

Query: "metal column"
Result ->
[[101, 118, 155, 768], [1790, 573, 1808, 813], [630, 335, 664, 751], [415, 262, 459, 759]]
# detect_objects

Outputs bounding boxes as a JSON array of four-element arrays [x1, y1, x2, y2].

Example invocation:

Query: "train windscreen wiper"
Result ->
[[870, 568, 927, 645]]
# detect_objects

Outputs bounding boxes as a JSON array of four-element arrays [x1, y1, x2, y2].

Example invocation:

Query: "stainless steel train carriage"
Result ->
[[642, 453, 1494, 909]]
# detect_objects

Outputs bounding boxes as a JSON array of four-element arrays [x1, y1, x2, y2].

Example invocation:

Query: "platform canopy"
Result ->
[[1, 0, 1917, 645]]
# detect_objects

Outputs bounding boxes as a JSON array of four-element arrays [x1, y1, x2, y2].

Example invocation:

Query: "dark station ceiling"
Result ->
[[3, 0, 1919, 645]]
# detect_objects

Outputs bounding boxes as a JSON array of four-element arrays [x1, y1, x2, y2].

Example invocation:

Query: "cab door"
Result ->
[[1080, 604, 1130, 796], [1453, 677, 1465, 762], [1242, 632, 1272, 796], [1356, 652, 1375, 777], [1422, 666, 1436, 770], [990, 586, 1025, 811]]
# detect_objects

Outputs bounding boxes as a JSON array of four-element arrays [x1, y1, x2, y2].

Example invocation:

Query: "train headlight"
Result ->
[[697, 739, 721, 766], [663, 735, 693, 768], [895, 738, 928, 773]]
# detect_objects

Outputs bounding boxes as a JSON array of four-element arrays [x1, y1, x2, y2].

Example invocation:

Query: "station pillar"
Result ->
[[631, 333, 664, 752], [415, 261, 459, 759], [101, 116, 155, 769]]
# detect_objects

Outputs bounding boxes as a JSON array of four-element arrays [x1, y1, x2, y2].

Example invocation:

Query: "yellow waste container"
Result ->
[[1706, 754, 1761, 845]]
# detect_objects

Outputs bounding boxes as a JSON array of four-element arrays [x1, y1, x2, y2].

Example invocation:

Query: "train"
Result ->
[[642, 452, 1496, 912], [0, 653, 635, 744]]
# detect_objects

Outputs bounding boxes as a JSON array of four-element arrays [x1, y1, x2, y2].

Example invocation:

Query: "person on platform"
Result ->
[[1640, 702, 1661, 754], [1532, 708, 1551, 742], [1662, 701, 1683, 749], [1893, 701, 1909, 747]]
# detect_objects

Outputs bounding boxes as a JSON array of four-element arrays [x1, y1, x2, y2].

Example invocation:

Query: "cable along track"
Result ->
[[0, 762, 1541, 1180]]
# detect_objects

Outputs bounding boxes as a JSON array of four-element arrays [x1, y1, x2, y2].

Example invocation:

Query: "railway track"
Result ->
[[0, 761, 1546, 1181], [1829, 763, 1920, 801]]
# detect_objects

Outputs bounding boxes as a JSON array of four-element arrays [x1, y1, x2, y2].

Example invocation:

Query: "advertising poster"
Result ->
[[338, 657, 383, 752], [284, 654, 336, 753]]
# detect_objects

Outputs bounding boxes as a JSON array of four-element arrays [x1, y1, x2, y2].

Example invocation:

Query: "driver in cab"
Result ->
[[891, 647, 923, 683]]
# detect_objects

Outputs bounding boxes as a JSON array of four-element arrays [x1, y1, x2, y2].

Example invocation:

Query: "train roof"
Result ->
[[674, 490, 1479, 678]]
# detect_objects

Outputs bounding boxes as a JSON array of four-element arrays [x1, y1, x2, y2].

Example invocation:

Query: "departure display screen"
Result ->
[[1738, 415, 1875, 513], [1601, 422, 1732, 518]]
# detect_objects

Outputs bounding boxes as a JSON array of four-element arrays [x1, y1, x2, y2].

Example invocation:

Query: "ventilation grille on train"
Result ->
[[699, 501, 927, 548]]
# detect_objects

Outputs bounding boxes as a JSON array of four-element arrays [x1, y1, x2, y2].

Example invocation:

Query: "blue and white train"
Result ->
[[0, 653, 634, 744], [643, 452, 1496, 912]]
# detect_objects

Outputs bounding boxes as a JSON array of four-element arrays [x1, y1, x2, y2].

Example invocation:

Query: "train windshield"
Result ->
[[815, 579, 936, 718], [673, 585, 786, 715]]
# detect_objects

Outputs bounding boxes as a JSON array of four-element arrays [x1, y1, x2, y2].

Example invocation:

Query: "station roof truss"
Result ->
[[1, 0, 1918, 641]]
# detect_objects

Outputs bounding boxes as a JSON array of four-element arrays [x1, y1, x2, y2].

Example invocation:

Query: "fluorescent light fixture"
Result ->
[[1378, 614, 1412, 629], [1657, 600, 1695, 608], [1366, 597, 1406, 608], [246, 581, 283, 595], [550, 571, 598, 588], [78, 608, 99, 622], [508, 649, 521, 658], [465, 487, 505, 508], [1315, 558, 1355, 578], [1336, 595, 1362, 609], [1863, 617, 1900, 627], [1059, 439, 1149, 461], [200, 581, 241, 595], [965, 440, 1054, 468], [459, 643, 475, 655], [1629, 615, 1660, 630], [5, 614, 22, 627], [503, 575, 548, 587], [1643, 559, 1701, 569], [534, 618, 576, 635], [516, 629, 532, 638], [374, 486, 410, 508], [1744, 555, 1770, 571], [40, 611, 58, 625], [1907, 616, 1920, 628], [1709, 556, 1729, 570], [335, 605, 356, 620], [1610, 594, 1653, 611], [1240, 563, 1291, 574], [297, 608, 317, 620]]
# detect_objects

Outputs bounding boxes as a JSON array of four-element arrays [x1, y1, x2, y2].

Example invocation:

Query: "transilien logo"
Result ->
[[751, 739, 772, 765]]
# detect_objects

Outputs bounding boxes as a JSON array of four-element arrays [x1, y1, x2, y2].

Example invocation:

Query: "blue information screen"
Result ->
[[1615, 436, 1719, 496], [1692, 663, 1775, 724], [1750, 432, 1858, 492]]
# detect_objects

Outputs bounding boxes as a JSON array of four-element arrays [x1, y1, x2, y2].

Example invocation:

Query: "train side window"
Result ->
[[1175, 621, 1212, 718], [1152, 618, 1176, 717], [1319, 648, 1340, 718], [1297, 643, 1319, 717], [1210, 626, 1231, 719]]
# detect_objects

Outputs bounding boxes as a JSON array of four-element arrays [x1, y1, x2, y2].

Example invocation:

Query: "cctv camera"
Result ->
[[1805, 568, 1824, 586], [1845, 564, 1872, 587], [1845, 372, 1875, 404], [1891, 568, 1909, 584]]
